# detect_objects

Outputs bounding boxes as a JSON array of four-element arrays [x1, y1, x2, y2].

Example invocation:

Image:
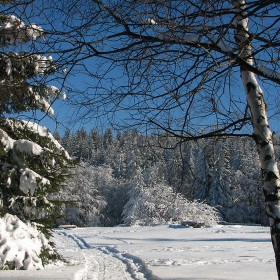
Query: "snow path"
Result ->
[[55, 230, 160, 280]]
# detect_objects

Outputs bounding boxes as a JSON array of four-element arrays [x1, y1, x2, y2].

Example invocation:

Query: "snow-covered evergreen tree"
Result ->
[[225, 138, 266, 224], [53, 129, 61, 143], [208, 139, 232, 208], [192, 140, 211, 200], [71, 127, 90, 161], [103, 127, 113, 149], [113, 152, 126, 179], [61, 128, 71, 151], [0, 6, 74, 269], [126, 148, 142, 180], [88, 128, 103, 165], [180, 141, 196, 196]]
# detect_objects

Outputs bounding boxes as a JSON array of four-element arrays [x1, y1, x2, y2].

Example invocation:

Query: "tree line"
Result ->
[[54, 127, 280, 226]]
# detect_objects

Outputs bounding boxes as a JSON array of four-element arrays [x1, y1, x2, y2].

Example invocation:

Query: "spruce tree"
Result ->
[[208, 139, 232, 208], [192, 139, 212, 201], [0, 4, 75, 269]]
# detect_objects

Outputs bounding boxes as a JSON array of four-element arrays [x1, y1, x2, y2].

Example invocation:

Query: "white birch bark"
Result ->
[[233, 0, 280, 277]]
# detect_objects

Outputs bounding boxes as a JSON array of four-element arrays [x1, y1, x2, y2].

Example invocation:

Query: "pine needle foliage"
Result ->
[[0, 1, 75, 269]]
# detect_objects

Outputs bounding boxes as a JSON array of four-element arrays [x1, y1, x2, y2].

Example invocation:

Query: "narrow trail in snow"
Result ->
[[55, 230, 160, 280]]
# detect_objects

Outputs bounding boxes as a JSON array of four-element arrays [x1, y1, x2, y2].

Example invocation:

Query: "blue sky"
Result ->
[[7, 1, 280, 138]]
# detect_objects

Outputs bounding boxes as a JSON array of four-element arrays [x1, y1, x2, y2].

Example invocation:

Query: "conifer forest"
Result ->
[[55, 127, 279, 227]]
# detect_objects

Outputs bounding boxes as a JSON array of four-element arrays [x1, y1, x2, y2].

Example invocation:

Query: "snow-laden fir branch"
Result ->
[[0, 15, 43, 44]]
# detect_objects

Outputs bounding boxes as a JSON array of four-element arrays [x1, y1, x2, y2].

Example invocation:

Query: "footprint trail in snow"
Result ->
[[55, 230, 160, 280]]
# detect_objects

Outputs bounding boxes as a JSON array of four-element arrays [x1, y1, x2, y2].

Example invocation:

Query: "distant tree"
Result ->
[[177, 141, 196, 196], [53, 129, 61, 143], [113, 152, 125, 179], [208, 139, 232, 208], [103, 128, 113, 149], [71, 127, 90, 161], [61, 128, 71, 151], [163, 145, 184, 191], [226, 137, 266, 224], [88, 128, 103, 164], [59, 162, 125, 227], [192, 139, 212, 201], [58, 163, 107, 227], [126, 148, 143, 181]]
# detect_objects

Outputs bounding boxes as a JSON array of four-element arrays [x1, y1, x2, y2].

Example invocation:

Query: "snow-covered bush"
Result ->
[[57, 163, 125, 227], [122, 168, 221, 226], [0, 214, 55, 270]]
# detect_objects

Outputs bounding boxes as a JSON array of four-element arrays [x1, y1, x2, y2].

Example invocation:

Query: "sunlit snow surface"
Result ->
[[1, 225, 277, 280]]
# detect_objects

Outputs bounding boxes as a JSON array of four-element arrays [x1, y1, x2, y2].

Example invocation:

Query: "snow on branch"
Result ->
[[146, 18, 157, 25], [0, 128, 50, 194], [157, 31, 234, 53], [1, 52, 66, 116], [26, 24, 43, 41], [0, 119, 70, 159], [209, 37, 233, 53], [33, 85, 67, 116], [0, 128, 43, 156], [33, 55, 54, 75], [1, 53, 55, 81], [0, 119, 71, 194], [259, 65, 280, 80], [0, 15, 43, 44], [0, 214, 52, 270], [19, 120, 70, 159], [20, 168, 50, 195]]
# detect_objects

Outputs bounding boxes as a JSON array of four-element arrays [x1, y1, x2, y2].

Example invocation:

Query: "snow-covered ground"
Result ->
[[1, 224, 278, 280]]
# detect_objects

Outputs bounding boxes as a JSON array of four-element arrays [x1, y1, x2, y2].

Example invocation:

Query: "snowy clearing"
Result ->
[[1, 224, 278, 280]]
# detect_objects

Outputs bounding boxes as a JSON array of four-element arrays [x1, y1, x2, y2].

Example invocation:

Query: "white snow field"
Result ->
[[1, 224, 278, 280]]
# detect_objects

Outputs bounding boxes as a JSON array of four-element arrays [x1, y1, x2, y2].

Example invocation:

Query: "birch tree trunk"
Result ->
[[233, 1, 280, 277]]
